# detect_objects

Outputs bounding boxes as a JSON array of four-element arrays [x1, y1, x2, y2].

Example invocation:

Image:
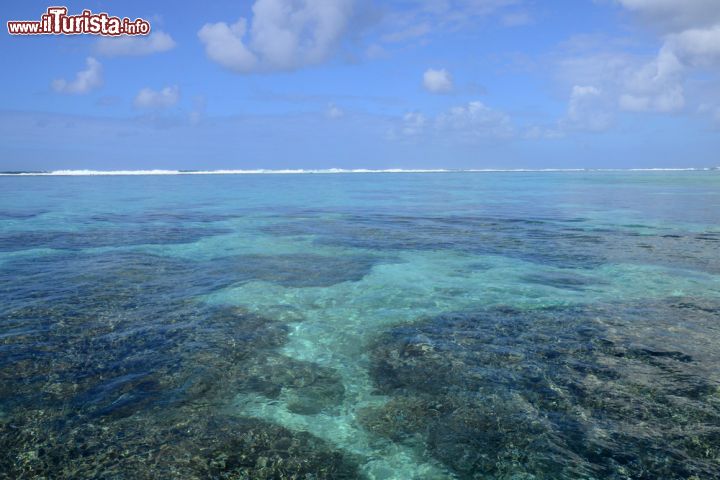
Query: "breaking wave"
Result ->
[[1, 167, 717, 176]]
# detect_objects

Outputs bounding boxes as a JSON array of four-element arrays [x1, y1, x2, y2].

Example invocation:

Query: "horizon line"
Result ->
[[1, 167, 719, 176]]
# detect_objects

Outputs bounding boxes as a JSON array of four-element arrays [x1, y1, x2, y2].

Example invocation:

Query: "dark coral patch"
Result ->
[[263, 213, 720, 272], [0, 226, 232, 252], [0, 412, 360, 479], [364, 302, 720, 479], [210, 253, 380, 287], [0, 251, 356, 479]]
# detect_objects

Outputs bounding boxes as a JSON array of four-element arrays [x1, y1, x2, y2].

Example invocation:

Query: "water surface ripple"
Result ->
[[1, 172, 719, 479]]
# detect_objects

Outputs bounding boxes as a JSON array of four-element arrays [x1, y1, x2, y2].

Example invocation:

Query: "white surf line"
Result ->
[[1, 167, 717, 176], [0, 169, 451, 175]]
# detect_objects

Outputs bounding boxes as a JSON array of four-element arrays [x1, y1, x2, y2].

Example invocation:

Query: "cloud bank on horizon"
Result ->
[[1, 0, 719, 170]]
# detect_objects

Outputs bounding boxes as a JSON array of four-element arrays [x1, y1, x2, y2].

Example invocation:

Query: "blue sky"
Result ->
[[1, 0, 719, 170]]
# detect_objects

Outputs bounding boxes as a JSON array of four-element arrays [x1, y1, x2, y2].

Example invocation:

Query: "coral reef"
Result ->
[[363, 302, 720, 479], [263, 213, 720, 272], [0, 251, 358, 479]]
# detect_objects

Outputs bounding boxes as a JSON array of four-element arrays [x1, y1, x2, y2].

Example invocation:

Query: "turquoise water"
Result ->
[[1, 172, 719, 479]]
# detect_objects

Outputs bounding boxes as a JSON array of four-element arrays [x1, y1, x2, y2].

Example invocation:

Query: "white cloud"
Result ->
[[698, 102, 720, 122], [198, 0, 355, 73], [615, 0, 720, 31], [667, 25, 720, 68], [395, 101, 513, 140], [611, 0, 720, 112], [396, 0, 520, 25], [551, 0, 720, 126], [134, 86, 180, 109], [557, 46, 687, 117], [378, 0, 520, 44], [436, 101, 513, 137], [614, 0, 720, 70], [569, 85, 601, 109], [400, 112, 427, 136], [326, 103, 344, 119], [618, 87, 685, 112], [618, 46, 685, 112], [423, 68, 454, 93], [527, 86, 612, 137], [563, 85, 613, 130], [525, 125, 564, 139], [95, 31, 176, 56], [198, 19, 258, 72], [600, 13, 720, 113], [52, 57, 103, 95]]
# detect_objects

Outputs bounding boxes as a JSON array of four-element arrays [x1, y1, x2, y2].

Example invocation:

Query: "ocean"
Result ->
[[1, 171, 719, 479]]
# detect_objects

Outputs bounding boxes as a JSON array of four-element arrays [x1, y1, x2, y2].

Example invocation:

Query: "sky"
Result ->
[[1, 0, 720, 171]]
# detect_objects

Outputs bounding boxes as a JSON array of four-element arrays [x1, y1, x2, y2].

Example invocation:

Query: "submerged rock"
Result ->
[[236, 355, 346, 415], [0, 251, 356, 479], [262, 214, 606, 269], [0, 411, 360, 479], [262, 213, 720, 272], [0, 226, 233, 252], [364, 301, 720, 479], [206, 253, 383, 288]]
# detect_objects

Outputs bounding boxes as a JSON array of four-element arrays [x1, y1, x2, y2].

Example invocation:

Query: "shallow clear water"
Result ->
[[1, 172, 719, 479]]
